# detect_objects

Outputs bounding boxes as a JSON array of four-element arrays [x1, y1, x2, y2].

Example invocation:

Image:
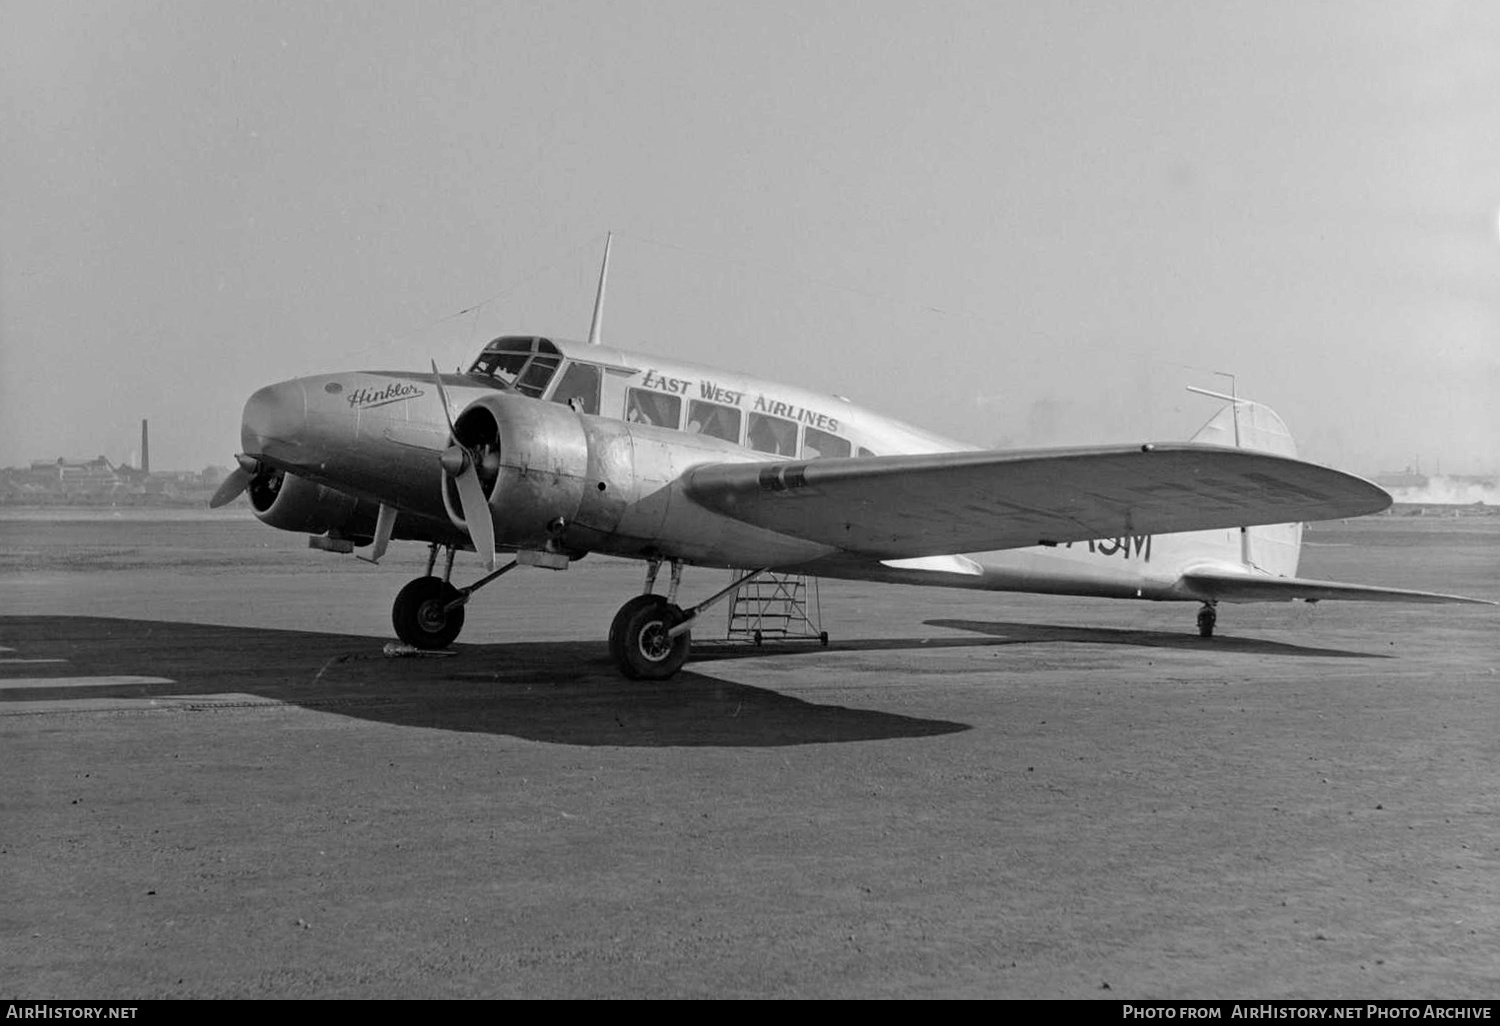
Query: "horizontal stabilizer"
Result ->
[[682, 443, 1392, 560], [1179, 569, 1494, 605]]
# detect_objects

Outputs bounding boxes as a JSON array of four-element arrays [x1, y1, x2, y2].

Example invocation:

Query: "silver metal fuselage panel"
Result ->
[[241, 337, 1270, 594]]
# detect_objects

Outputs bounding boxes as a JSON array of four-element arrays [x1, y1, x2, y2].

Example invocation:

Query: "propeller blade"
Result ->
[[429, 362, 494, 567], [431, 360, 458, 438], [453, 459, 496, 571], [208, 463, 255, 508]]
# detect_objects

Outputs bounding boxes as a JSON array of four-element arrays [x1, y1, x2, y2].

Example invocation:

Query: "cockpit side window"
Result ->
[[516, 358, 560, 398], [747, 413, 798, 456], [549, 362, 602, 415], [469, 336, 562, 398], [472, 350, 529, 385]]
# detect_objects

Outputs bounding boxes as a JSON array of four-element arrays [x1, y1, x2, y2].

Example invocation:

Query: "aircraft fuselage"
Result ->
[[238, 334, 1268, 605]]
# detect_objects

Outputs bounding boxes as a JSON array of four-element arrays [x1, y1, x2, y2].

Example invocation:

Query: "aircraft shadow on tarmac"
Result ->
[[0, 616, 967, 748], [921, 619, 1391, 659]]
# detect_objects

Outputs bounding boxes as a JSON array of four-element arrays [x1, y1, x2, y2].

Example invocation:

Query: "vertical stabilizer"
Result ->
[[1188, 394, 1301, 577], [587, 232, 613, 346], [1187, 394, 1296, 458]]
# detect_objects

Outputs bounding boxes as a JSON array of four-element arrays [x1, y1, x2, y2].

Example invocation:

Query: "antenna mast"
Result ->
[[587, 231, 613, 346]]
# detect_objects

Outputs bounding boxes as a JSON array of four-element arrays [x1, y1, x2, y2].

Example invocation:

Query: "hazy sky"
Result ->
[[3, 1, 1497, 475]]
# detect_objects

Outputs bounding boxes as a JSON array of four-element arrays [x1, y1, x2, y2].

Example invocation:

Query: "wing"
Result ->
[[1178, 568, 1495, 605], [682, 444, 1391, 559]]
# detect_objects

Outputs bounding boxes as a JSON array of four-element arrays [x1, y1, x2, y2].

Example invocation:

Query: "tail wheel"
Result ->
[[393, 576, 466, 649], [616, 596, 690, 680]]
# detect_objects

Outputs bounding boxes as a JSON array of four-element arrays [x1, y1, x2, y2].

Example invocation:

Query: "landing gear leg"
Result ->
[[391, 548, 518, 649], [1197, 601, 1218, 638]]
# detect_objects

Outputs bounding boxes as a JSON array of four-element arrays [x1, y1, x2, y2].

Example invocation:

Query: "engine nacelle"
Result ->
[[249, 466, 379, 541], [445, 391, 829, 567], [446, 393, 611, 555]]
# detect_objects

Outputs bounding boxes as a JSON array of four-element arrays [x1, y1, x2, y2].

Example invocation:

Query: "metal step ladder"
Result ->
[[724, 571, 828, 646]]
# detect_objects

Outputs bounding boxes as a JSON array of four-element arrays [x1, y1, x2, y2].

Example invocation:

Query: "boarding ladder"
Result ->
[[724, 571, 828, 646]]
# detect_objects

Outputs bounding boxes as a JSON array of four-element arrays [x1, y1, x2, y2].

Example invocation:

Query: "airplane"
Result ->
[[210, 237, 1490, 679]]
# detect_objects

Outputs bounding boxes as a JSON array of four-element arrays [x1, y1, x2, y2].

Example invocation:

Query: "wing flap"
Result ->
[[1179, 569, 1494, 605], [682, 444, 1392, 559]]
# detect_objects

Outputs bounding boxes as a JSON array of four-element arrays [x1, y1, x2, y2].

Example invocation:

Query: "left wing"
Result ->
[[682, 444, 1391, 558]]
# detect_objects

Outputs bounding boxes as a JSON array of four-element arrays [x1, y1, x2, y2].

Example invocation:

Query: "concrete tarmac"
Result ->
[[3, 512, 1497, 998]]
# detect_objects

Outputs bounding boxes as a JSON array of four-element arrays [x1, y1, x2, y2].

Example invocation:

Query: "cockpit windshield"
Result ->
[[469, 336, 562, 398]]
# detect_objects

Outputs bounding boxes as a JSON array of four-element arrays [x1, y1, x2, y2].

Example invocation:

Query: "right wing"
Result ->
[[682, 443, 1392, 559]]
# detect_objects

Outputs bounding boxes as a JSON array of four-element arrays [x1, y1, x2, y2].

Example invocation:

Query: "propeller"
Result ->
[[208, 454, 261, 509], [431, 361, 497, 570]]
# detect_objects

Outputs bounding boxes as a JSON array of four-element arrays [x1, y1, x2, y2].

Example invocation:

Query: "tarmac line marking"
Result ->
[[0, 676, 176, 689], [0, 659, 68, 664], [0, 694, 287, 716], [0, 646, 16, 652]]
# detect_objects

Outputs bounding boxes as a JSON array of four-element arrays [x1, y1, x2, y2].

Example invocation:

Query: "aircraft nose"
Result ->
[[241, 380, 307, 456]]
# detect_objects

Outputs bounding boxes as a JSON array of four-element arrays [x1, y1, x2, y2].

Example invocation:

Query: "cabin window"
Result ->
[[802, 426, 851, 459], [626, 388, 681, 429], [687, 400, 741, 444], [858, 446, 877, 457], [747, 413, 798, 456], [549, 362, 601, 415]]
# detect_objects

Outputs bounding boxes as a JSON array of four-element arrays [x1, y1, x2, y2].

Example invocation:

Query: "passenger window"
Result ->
[[549, 362, 601, 415], [748, 413, 798, 456], [858, 446, 877, 457], [803, 427, 851, 459], [686, 401, 742, 444], [625, 388, 681, 429]]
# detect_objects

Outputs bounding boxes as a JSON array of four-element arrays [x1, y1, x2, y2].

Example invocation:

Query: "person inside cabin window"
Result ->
[[748, 413, 796, 455]]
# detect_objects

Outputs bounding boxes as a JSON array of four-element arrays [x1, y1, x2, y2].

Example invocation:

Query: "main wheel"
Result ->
[[615, 596, 690, 680], [392, 576, 466, 649], [609, 594, 668, 666], [1196, 604, 1217, 638]]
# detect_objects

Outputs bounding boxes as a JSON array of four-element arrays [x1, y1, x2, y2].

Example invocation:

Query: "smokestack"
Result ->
[[140, 419, 150, 475]]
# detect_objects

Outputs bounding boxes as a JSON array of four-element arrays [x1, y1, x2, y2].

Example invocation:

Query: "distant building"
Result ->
[[27, 456, 122, 493]]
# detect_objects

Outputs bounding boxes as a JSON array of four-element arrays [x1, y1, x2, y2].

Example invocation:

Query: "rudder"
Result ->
[[1189, 399, 1302, 578]]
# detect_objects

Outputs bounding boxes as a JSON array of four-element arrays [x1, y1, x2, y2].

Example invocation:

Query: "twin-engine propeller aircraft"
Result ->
[[211, 240, 1488, 678]]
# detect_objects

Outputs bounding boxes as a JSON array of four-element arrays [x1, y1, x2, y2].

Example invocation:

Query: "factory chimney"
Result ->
[[140, 419, 150, 475]]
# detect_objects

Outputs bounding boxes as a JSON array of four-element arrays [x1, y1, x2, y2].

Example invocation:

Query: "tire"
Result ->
[[392, 576, 466, 649], [1196, 606, 1216, 639], [609, 594, 669, 666], [616, 599, 690, 680]]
